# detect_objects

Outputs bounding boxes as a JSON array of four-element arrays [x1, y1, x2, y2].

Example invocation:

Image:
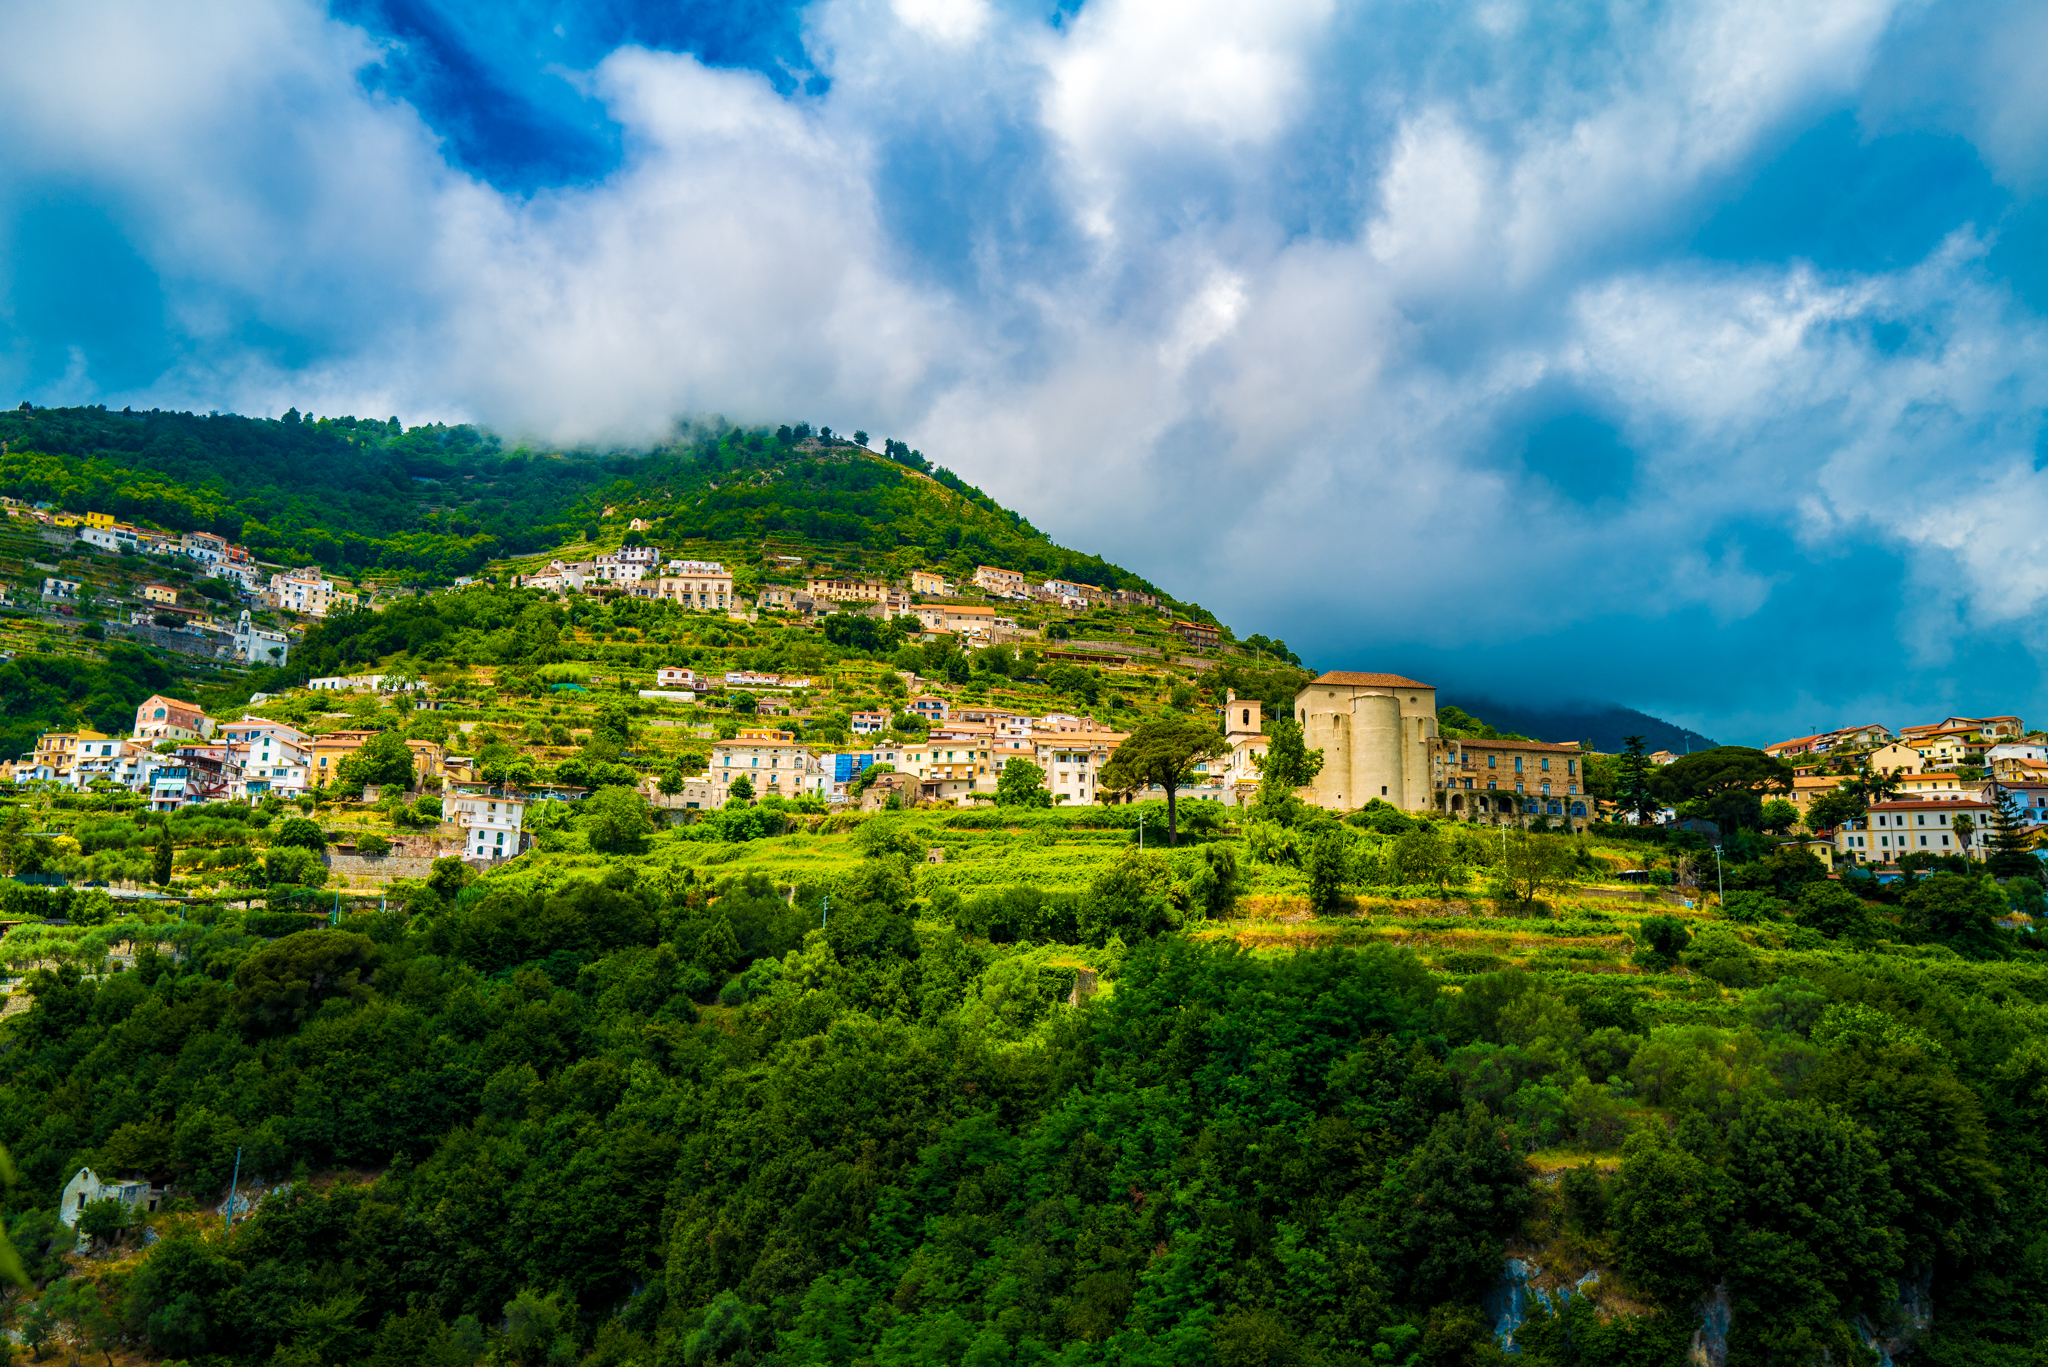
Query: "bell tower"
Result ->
[[1223, 691, 1262, 743]]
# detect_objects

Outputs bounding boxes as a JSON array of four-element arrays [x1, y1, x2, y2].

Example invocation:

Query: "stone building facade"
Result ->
[[1291, 672, 1439, 811]]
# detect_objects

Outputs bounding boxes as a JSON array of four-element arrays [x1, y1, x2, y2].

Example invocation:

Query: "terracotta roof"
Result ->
[[1866, 798, 1992, 810], [1312, 671, 1433, 689], [1448, 737, 1583, 752]]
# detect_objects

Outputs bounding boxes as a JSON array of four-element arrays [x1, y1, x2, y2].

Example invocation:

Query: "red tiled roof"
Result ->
[[1866, 798, 1992, 810], [1450, 738, 1584, 752], [1312, 672, 1433, 689]]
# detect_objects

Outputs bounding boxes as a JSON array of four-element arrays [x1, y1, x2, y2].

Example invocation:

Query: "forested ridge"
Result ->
[[0, 408, 1161, 598]]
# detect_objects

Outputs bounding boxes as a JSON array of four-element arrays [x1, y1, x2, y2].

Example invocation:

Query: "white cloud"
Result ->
[[3, 0, 2047, 735], [890, 0, 992, 47]]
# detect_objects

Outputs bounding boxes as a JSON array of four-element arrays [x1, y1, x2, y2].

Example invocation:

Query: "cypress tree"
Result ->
[[151, 824, 173, 888]]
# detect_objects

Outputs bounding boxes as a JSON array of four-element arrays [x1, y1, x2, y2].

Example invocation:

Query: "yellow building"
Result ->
[[1786, 773, 1850, 822], [806, 577, 890, 604], [1862, 742, 1923, 776], [902, 735, 998, 801], [655, 561, 733, 612], [141, 584, 179, 605], [709, 728, 811, 802], [1438, 737, 1588, 825], [310, 729, 379, 783], [84, 511, 115, 530], [32, 730, 109, 778], [1896, 770, 1978, 802]]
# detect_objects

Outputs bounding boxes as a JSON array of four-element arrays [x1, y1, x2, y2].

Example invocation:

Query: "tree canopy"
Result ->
[[1101, 717, 1229, 845]]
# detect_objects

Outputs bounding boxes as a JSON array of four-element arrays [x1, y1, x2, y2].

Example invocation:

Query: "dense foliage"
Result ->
[[0, 644, 179, 760], [6, 819, 2048, 1367]]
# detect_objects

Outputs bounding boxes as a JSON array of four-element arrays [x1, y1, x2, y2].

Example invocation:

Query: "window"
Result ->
[[1514, 756, 1524, 773], [1541, 758, 1551, 771], [1488, 755, 1497, 769]]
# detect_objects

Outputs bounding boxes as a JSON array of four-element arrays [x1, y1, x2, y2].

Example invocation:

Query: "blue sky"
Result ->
[[4, 0, 2048, 745]]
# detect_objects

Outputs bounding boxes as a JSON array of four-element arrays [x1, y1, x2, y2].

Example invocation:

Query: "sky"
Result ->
[[4, 0, 2048, 745]]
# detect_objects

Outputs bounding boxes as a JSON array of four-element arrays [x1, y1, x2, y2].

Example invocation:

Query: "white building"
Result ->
[[228, 610, 290, 668], [452, 793, 528, 861], [268, 567, 351, 617], [1032, 732, 1126, 805], [598, 545, 661, 575], [306, 673, 420, 692], [80, 523, 143, 555], [68, 738, 156, 792], [655, 667, 701, 689], [1834, 798, 1994, 864], [1987, 742, 2048, 765], [221, 719, 314, 798], [42, 577, 81, 599], [61, 1167, 164, 1228], [181, 530, 229, 567]]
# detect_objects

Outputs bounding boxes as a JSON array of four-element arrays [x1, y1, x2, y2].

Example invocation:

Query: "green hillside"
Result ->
[[0, 408, 2045, 1366], [0, 407, 1309, 759]]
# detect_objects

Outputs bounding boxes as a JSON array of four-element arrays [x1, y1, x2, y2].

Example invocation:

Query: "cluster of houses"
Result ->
[[652, 699, 1156, 811], [14, 694, 444, 807], [1747, 715, 2048, 868], [7, 501, 375, 668], [514, 549, 1213, 652], [12, 691, 532, 864]]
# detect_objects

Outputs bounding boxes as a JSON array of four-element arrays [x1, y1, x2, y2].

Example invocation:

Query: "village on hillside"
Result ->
[[8, 504, 2044, 889]]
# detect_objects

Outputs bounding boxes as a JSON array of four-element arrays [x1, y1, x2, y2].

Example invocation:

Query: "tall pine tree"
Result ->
[[1618, 734, 1658, 824], [1985, 784, 2040, 879]]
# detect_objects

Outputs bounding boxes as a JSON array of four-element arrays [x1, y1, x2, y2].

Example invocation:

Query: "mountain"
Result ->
[[0, 407, 1187, 608], [0, 408, 1307, 756], [1443, 696, 1717, 754]]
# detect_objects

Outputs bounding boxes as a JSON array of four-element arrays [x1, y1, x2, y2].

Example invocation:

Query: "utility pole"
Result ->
[[223, 1147, 243, 1233], [1138, 810, 1144, 851], [821, 895, 829, 930], [1713, 844, 1725, 908]]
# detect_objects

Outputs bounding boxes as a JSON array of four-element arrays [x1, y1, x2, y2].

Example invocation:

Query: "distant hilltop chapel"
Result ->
[[1294, 672, 1589, 828]]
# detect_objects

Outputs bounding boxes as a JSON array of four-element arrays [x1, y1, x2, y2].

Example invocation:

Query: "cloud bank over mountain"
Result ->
[[4, 0, 2046, 742]]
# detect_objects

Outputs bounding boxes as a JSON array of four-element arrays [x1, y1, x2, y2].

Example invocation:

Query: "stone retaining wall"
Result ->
[[324, 833, 467, 885], [325, 853, 443, 884]]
